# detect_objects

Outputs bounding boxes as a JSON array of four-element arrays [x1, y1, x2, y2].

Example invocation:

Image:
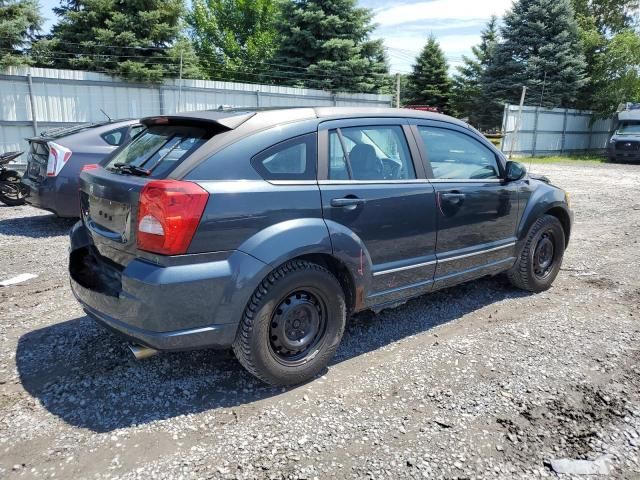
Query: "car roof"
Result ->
[[142, 107, 470, 133]]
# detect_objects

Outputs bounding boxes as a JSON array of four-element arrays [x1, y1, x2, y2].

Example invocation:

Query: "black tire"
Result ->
[[232, 259, 347, 386], [508, 215, 565, 292], [0, 174, 28, 206]]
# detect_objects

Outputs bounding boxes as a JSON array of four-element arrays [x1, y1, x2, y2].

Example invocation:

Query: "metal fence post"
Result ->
[[531, 106, 539, 157], [333, 94, 338, 106], [26, 73, 38, 136], [256, 89, 261, 108], [560, 108, 568, 154], [588, 114, 594, 152], [158, 85, 165, 115]]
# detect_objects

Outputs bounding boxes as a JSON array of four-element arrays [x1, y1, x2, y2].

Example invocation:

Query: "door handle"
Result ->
[[331, 197, 366, 208], [440, 192, 465, 205]]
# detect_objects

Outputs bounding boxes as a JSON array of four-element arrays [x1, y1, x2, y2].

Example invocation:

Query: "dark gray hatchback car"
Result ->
[[69, 107, 573, 385]]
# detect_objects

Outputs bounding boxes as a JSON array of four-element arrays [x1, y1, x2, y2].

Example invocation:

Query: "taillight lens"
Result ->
[[46, 142, 72, 177], [81, 164, 99, 172], [137, 180, 209, 255]]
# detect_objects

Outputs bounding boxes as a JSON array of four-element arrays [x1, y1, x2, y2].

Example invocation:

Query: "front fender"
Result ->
[[517, 182, 570, 245]]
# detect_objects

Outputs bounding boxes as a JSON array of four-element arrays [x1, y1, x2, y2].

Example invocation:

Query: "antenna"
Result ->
[[100, 109, 113, 122]]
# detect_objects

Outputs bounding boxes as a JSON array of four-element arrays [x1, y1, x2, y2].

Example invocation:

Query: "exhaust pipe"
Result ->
[[128, 343, 159, 360]]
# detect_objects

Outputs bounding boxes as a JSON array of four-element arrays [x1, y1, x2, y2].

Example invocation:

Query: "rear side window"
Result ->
[[328, 125, 416, 181], [104, 125, 210, 178], [251, 133, 316, 181], [101, 126, 129, 146]]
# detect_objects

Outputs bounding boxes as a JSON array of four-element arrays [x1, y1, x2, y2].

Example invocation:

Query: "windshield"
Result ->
[[617, 122, 640, 135], [104, 125, 210, 178]]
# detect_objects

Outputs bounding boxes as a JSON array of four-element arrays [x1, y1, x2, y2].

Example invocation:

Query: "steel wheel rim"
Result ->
[[533, 230, 556, 279], [268, 288, 327, 366]]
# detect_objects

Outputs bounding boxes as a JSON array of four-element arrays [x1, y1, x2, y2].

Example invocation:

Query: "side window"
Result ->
[[418, 126, 501, 180], [101, 126, 129, 146], [328, 125, 416, 181], [128, 125, 145, 139], [251, 133, 316, 181]]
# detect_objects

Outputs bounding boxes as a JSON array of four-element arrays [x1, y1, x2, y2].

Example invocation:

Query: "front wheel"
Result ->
[[508, 215, 565, 292], [233, 260, 347, 386]]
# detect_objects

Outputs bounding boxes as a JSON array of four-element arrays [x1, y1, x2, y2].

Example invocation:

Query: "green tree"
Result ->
[[571, 0, 639, 113], [189, 0, 279, 82], [275, 0, 389, 93], [450, 16, 499, 129], [0, 0, 43, 68], [406, 35, 450, 111], [39, 0, 201, 82], [484, 0, 587, 110]]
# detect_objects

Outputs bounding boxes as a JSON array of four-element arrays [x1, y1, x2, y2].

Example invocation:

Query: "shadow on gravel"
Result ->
[[0, 213, 75, 238], [16, 276, 530, 432]]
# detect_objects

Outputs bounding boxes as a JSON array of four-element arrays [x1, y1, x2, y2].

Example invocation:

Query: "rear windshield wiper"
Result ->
[[111, 163, 150, 176]]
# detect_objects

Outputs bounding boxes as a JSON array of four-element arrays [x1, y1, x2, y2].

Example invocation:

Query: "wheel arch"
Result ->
[[544, 206, 571, 246]]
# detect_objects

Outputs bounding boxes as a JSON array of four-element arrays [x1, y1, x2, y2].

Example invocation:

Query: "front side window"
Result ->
[[328, 125, 416, 181], [418, 127, 501, 180], [104, 125, 210, 178], [251, 133, 316, 180]]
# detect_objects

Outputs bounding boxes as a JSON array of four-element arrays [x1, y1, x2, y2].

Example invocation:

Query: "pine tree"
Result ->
[[484, 0, 587, 110], [406, 35, 450, 111], [38, 0, 201, 82], [275, 0, 389, 93], [189, 0, 279, 83], [450, 16, 499, 129], [0, 0, 43, 68]]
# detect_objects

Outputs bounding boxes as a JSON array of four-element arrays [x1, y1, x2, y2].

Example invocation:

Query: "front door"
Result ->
[[413, 122, 520, 289], [317, 119, 438, 304]]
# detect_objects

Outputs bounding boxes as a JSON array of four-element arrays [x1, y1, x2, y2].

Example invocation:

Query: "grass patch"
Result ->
[[515, 154, 606, 165]]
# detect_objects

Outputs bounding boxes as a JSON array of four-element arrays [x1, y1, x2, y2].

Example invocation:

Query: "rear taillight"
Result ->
[[46, 142, 72, 177], [81, 164, 99, 172], [137, 180, 209, 255]]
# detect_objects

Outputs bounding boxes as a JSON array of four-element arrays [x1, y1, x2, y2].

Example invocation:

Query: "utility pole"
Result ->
[[509, 85, 527, 159], [395, 73, 401, 109], [178, 49, 184, 113]]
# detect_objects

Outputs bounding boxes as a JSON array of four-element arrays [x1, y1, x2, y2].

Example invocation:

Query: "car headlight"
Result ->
[[609, 138, 616, 144]]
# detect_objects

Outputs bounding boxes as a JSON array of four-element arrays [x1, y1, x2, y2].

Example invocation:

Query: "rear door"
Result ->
[[411, 121, 519, 288], [317, 118, 438, 302]]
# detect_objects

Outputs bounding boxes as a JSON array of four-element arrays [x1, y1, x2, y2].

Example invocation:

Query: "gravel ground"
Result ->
[[0, 162, 639, 479]]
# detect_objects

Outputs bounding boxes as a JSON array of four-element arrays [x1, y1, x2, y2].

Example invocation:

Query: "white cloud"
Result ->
[[374, 0, 513, 27]]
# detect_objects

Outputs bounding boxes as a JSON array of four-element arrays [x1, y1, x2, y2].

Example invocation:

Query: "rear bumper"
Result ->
[[21, 176, 80, 217], [69, 222, 270, 351]]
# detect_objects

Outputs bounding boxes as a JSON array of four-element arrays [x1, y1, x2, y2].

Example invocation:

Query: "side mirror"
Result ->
[[505, 161, 527, 182]]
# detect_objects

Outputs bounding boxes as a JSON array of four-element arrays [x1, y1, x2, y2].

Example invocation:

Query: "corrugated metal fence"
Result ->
[[501, 104, 614, 156], [0, 67, 393, 159]]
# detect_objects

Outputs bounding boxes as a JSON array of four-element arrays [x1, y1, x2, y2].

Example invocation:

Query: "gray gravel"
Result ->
[[0, 161, 639, 479]]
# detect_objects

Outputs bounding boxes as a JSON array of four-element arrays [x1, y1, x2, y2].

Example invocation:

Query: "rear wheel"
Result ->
[[232, 260, 346, 386], [508, 215, 565, 292]]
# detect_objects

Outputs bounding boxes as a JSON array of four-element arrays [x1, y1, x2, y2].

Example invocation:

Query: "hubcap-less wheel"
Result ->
[[533, 231, 555, 279], [269, 289, 327, 366]]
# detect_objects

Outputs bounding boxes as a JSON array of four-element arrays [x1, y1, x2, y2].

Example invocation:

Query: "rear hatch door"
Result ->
[[79, 112, 253, 265]]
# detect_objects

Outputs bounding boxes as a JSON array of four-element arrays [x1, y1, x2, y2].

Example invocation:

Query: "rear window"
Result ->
[[104, 125, 210, 178]]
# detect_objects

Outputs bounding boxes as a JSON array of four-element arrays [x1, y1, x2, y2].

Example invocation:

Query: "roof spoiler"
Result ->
[[141, 112, 256, 130]]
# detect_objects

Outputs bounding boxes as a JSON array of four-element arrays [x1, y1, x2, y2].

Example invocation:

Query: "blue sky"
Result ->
[[38, 0, 514, 74]]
